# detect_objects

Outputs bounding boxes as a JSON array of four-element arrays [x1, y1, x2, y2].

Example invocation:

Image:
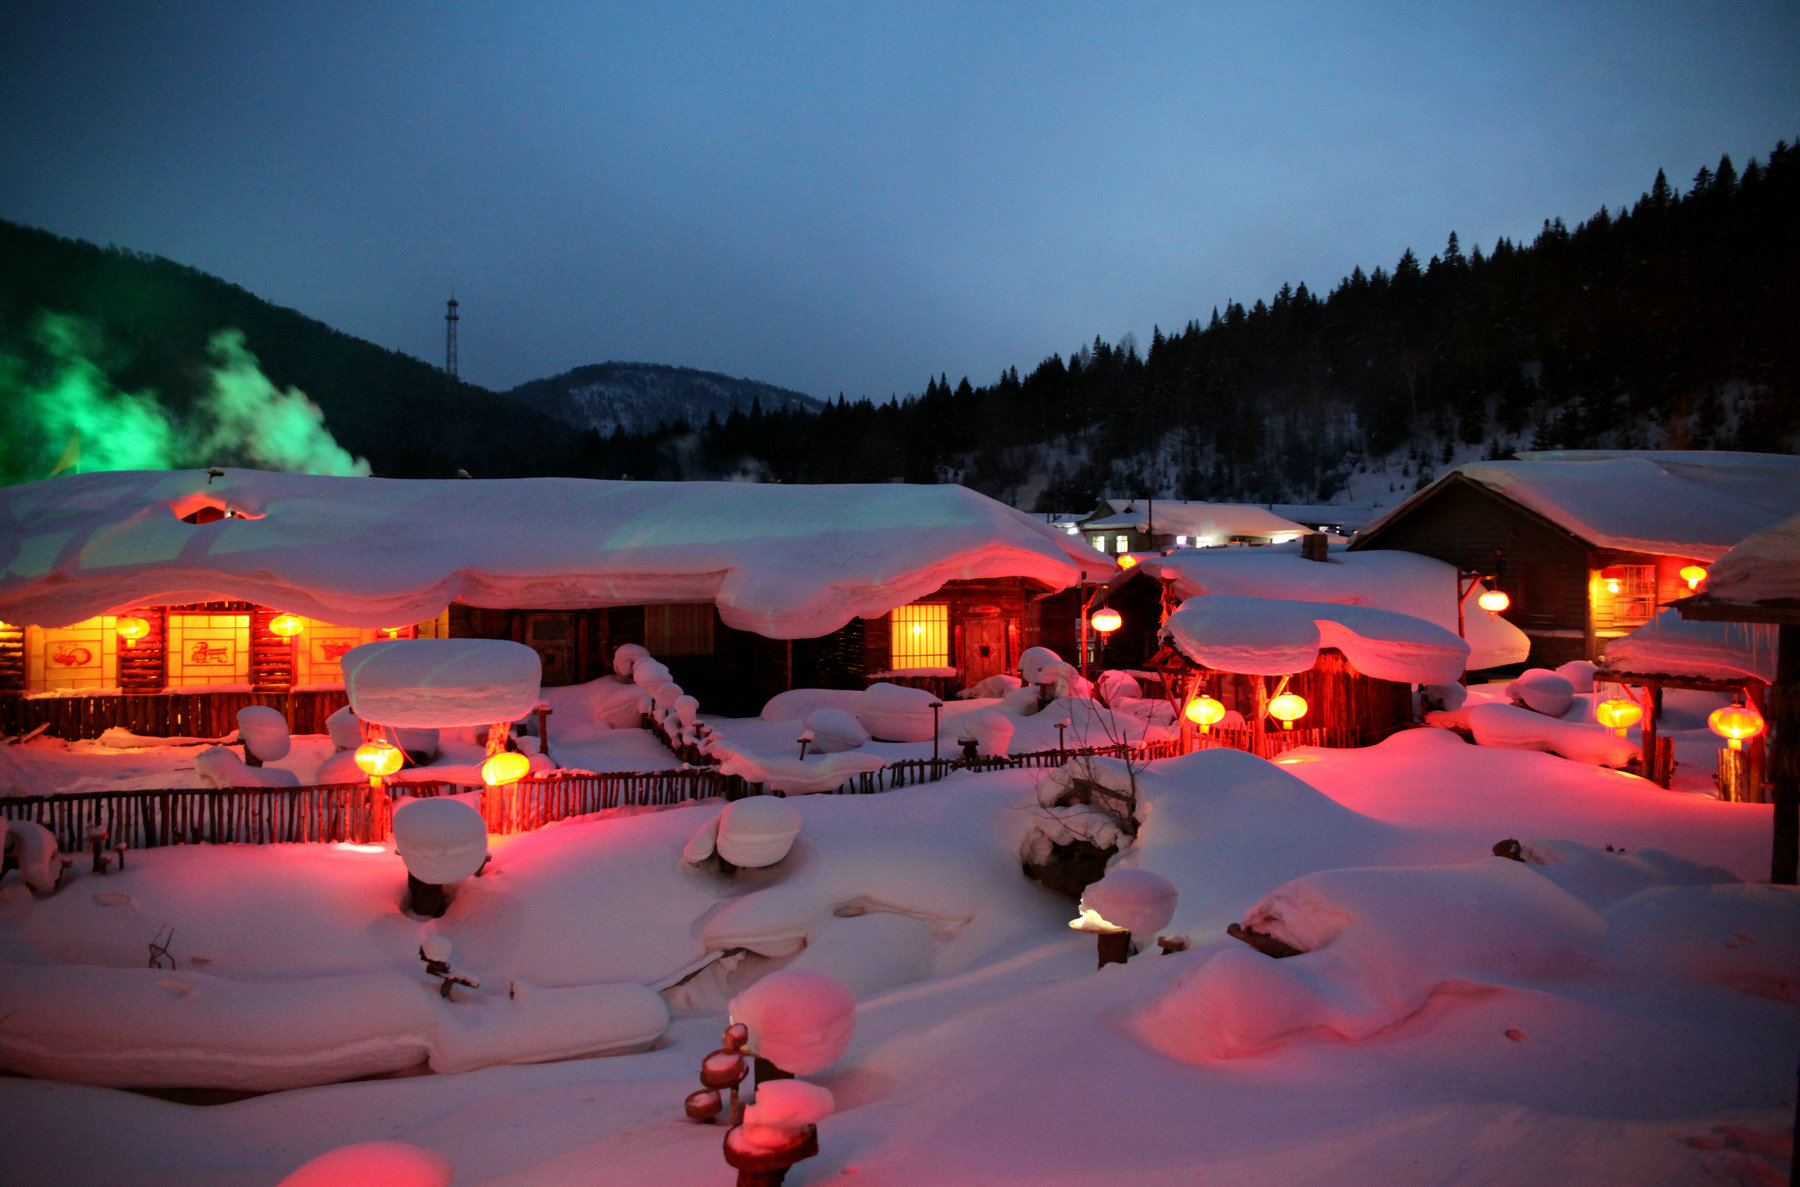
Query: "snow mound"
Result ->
[[730, 969, 856, 1075], [276, 1141, 454, 1187], [802, 708, 868, 754], [391, 797, 489, 884], [712, 797, 804, 868], [1507, 668, 1576, 717], [761, 688, 864, 722], [611, 643, 650, 680], [537, 676, 651, 740], [325, 704, 364, 751], [194, 746, 300, 789], [738, 1079, 836, 1152], [958, 673, 1021, 699], [235, 706, 291, 763], [1555, 660, 1598, 693], [717, 749, 889, 795], [1077, 868, 1179, 936], [857, 682, 939, 742], [1018, 646, 1063, 685], [344, 639, 543, 728], [1162, 595, 1470, 685], [4, 819, 64, 894], [1427, 703, 1638, 767], [959, 709, 1014, 756]]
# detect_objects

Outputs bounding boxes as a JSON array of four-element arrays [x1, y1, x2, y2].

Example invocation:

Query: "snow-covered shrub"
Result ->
[[716, 797, 804, 868], [276, 1141, 454, 1187], [802, 708, 868, 754], [195, 746, 301, 789], [1077, 868, 1179, 937], [4, 819, 65, 894], [1419, 683, 1468, 713], [856, 682, 938, 742], [1555, 660, 1598, 694], [760, 688, 863, 722], [1095, 670, 1141, 704], [392, 797, 489, 885], [1507, 668, 1576, 717], [729, 969, 856, 1075], [633, 658, 673, 689], [958, 673, 1022, 700], [1018, 646, 1062, 685], [675, 695, 700, 728], [325, 704, 364, 752], [959, 709, 1014, 757], [611, 643, 650, 680], [236, 705, 291, 763]]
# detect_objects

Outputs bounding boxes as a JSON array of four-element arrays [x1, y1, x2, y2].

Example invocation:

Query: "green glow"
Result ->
[[0, 315, 369, 486]]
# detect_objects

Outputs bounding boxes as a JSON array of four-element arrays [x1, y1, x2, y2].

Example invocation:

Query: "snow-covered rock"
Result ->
[[344, 639, 543, 728], [276, 1141, 454, 1187], [801, 708, 868, 754], [391, 797, 489, 885], [194, 746, 300, 789], [857, 682, 939, 743], [1507, 668, 1576, 717], [716, 797, 804, 868], [4, 819, 64, 894], [959, 709, 1014, 757], [730, 969, 856, 1075], [236, 706, 292, 763]]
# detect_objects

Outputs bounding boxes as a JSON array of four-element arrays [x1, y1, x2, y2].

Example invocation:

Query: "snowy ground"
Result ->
[[1, 707, 1794, 1186]]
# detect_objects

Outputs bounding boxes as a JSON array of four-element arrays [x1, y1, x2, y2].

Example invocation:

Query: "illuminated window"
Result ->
[[1592, 565, 1656, 633], [1091, 534, 1107, 551], [1115, 535, 1129, 554], [890, 603, 949, 668], [1175, 535, 1189, 547], [645, 604, 715, 655]]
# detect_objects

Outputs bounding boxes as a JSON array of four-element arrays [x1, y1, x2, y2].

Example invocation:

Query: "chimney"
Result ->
[[1301, 533, 1329, 562]]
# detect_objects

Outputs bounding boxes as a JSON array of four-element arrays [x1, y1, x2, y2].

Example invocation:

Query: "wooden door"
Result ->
[[962, 617, 1008, 684], [522, 613, 576, 686]]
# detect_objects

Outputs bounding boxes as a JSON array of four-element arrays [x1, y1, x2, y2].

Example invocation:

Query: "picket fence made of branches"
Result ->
[[0, 732, 1295, 855]]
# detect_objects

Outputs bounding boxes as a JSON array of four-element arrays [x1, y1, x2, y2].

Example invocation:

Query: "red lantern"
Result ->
[[1268, 693, 1308, 730], [1090, 608, 1122, 636], [1708, 704, 1765, 752]]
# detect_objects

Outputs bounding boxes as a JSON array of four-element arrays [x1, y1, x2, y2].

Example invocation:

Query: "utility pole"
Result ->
[[444, 296, 460, 381]]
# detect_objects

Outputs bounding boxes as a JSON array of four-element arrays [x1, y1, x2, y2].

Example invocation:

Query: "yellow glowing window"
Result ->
[[1115, 535, 1129, 554], [1091, 534, 1106, 551], [890, 603, 950, 668]]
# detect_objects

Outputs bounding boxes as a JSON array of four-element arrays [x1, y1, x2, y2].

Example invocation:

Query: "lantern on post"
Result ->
[[1709, 703, 1765, 752], [481, 750, 530, 787], [1090, 608, 1122, 637], [1477, 588, 1510, 614], [1594, 697, 1642, 737], [1268, 692, 1308, 731], [1183, 694, 1225, 733], [1679, 564, 1708, 591], [354, 740, 403, 790], [115, 616, 150, 648]]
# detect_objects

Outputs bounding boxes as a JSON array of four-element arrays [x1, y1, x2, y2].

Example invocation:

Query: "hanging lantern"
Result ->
[[481, 750, 531, 787], [1679, 564, 1708, 591], [1708, 704, 1765, 752], [1477, 588, 1510, 613], [268, 613, 305, 638], [354, 740, 404, 787], [1117, 554, 1138, 570], [1268, 692, 1308, 730], [1183, 694, 1226, 731], [115, 616, 150, 647], [1594, 697, 1642, 737], [1090, 608, 1123, 636]]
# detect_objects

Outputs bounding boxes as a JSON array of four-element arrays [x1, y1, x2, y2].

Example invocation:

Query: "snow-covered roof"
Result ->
[[1081, 500, 1310, 542], [1601, 609, 1776, 684], [0, 469, 1110, 636], [1141, 546, 1528, 670], [1160, 594, 1471, 685], [1693, 510, 1800, 608], [1361, 450, 1800, 561]]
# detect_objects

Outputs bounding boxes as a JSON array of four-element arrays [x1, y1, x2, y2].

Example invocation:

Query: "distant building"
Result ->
[[1075, 499, 1314, 557]]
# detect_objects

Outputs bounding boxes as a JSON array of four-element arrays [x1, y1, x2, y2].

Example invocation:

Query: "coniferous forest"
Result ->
[[2, 140, 1795, 503]]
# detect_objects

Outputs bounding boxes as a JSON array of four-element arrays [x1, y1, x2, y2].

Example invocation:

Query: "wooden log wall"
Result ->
[[0, 689, 350, 742]]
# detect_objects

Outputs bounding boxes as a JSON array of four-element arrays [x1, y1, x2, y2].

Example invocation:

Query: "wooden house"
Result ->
[[1349, 451, 1800, 668], [0, 469, 1109, 733], [1075, 499, 1312, 558]]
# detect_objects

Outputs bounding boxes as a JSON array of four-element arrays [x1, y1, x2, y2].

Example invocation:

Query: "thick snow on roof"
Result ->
[[1161, 594, 1471, 684], [1363, 450, 1800, 561], [1143, 546, 1528, 670], [1695, 510, 1800, 608], [1082, 499, 1310, 542], [1603, 608, 1778, 683], [0, 469, 1108, 635]]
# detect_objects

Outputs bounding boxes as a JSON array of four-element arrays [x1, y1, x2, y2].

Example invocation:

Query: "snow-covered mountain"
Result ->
[[502, 362, 823, 437]]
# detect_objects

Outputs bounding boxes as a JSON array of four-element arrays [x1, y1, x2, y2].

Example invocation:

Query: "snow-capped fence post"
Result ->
[[687, 1022, 751, 1125], [88, 826, 112, 873]]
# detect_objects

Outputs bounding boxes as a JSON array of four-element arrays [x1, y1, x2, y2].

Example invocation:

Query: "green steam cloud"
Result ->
[[0, 313, 370, 486]]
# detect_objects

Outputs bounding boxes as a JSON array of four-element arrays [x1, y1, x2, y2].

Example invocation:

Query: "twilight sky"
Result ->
[[3, 2, 1796, 401]]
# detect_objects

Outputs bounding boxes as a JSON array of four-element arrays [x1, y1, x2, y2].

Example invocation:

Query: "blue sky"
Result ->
[[3, 2, 1795, 400]]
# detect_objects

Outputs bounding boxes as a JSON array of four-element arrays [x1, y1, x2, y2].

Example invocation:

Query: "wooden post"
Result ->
[[1771, 624, 1798, 885], [1719, 748, 1756, 804], [1640, 682, 1663, 787]]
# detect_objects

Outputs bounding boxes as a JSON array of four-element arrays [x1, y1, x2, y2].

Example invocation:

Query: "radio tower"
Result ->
[[444, 296, 460, 380]]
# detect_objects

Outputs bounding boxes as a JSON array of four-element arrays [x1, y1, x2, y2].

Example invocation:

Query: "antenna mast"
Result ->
[[444, 296, 460, 380]]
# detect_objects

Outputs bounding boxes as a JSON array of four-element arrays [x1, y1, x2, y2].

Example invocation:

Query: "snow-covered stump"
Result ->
[[236, 705, 291, 768], [1070, 868, 1179, 968], [392, 798, 489, 919]]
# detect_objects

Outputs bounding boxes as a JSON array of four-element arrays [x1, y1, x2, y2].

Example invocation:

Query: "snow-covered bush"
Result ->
[[236, 706, 291, 763], [4, 819, 65, 894], [1419, 683, 1468, 713], [1018, 646, 1061, 685], [1555, 660, 1598, 694], [958, 673, 1022, 700], [325, 704, 364, 752], [684, 796, 804, 869], [392, 797, 489, 885], [729, 969, 856, 1075], [760, 688, 863, 722], [801, 708, 868, 754], [856, 682, 938, 742], [194, 746, 300, 789], [959, 709, 1014, 757], [1095, 670, 1141, 704], [1507, 668, 1576, 717], [276, 1141, 454, 1187]]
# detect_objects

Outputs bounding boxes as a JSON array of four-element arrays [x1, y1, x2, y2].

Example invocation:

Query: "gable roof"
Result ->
[[1080, 499, 1311, 542], [1160, 594, 1471, 685], [0, 469, 1110, 637], [1356, 451, 1800, 562]]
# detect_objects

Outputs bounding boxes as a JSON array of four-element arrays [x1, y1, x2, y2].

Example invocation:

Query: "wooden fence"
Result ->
[[0, 690, 349, 743]]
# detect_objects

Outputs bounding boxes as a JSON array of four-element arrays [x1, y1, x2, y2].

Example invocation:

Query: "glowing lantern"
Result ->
[[1477, 588, 1510, 613], [115, 616, 150, 647], [1594, 697, 1642, 737], [354, 740, 404, 788], [1183, 694, 1226, 732], [1679, 564, 1708, 591], [1268, 692, 1308, 730], [1708, 704, 1765, 752], [481, 750, 531, 787], [1090, 608, 1123, 637], [1117, 554, 1138, 570], [268, 613, 304, 638]]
